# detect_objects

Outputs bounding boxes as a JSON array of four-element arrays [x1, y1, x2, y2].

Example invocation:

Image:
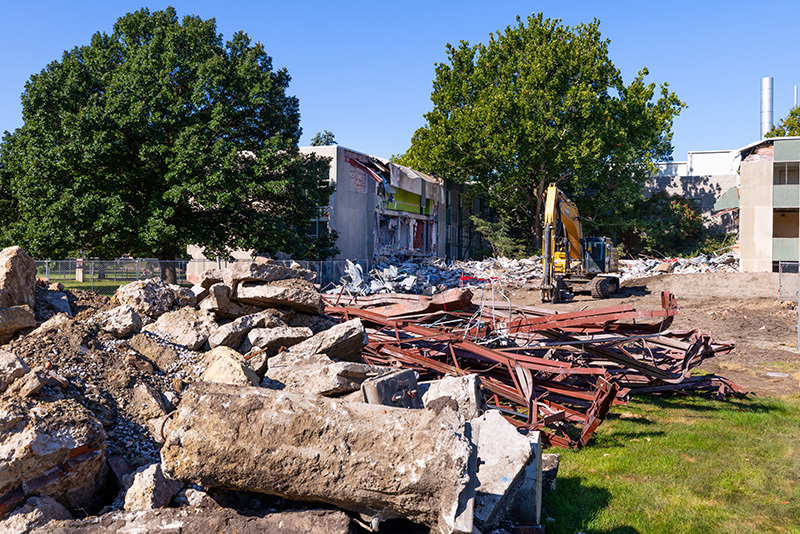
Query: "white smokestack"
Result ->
[[761, 76, 773, 139]]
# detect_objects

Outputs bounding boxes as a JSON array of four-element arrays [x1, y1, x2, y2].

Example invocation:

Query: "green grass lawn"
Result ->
[[543, 394, 800, 534]]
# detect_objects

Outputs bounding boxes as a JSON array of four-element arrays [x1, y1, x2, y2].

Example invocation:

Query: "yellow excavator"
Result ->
[[540, 183, 620, 303]]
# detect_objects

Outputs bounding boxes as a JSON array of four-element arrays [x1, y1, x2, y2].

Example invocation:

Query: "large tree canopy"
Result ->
[[0, 7, 336, 267], [767, 106, 800, 137], [398, 13, 685, 251]]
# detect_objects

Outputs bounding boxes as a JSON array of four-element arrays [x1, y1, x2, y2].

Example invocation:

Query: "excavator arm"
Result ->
[[541, 184, 584, 302]]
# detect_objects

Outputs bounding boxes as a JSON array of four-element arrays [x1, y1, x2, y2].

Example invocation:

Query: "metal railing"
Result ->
[[778, 261, 799, 302], [35, 258, 371, 296]]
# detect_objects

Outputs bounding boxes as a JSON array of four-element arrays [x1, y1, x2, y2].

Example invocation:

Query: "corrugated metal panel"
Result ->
[[774, 139, 800, 162]]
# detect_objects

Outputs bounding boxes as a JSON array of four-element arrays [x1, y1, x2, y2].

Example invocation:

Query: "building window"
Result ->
[[773, 162, 800, 185], [773, 209, 799, 238]]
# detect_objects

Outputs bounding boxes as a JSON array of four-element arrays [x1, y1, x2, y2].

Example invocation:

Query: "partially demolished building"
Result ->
[[300, 145, 478, 262]]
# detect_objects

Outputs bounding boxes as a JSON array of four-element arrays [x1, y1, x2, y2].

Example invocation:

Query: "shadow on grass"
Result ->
[[604, 413, 656, 425], [636, 393, 784, 415], [542, 477, 640, 534]]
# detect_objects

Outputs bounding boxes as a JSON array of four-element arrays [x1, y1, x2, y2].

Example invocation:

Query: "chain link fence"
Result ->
[[35, 258, 370, 296], [778, 261, 799, 302]]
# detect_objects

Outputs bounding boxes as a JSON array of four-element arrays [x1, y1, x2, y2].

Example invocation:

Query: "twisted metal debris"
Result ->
[[324, 289, 740, 449]]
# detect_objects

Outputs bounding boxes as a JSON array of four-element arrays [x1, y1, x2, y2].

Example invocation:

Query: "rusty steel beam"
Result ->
[[326, 290, 741, 450]]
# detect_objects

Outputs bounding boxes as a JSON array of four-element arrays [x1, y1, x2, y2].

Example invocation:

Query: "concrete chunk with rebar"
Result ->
[[160, 381, 475, 533]]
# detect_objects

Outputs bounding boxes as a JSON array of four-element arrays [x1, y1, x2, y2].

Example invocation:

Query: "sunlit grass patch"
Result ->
[[543, 394, 800, 534]]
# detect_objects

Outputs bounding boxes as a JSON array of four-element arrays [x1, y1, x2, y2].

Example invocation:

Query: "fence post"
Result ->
[[136, 259, 140, 280], [45, 260, 50, 280], [90, 261, 95, 292]]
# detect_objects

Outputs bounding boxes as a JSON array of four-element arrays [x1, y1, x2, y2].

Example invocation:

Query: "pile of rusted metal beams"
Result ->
[[324, 289, 741, 449]]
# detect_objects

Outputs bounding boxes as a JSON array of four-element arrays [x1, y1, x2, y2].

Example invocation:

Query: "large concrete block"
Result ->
[[274, 319, 366, 363], [123, 463, 182, 511], [143, 308, 217, 351], [361, 369, 423, 409], [422, 374, 486, 421], [471, 410, 534, 531], [231, 279, 323, 315], [114, 278, 187, 319], [161, 382, 474, 533], [265, 353, 389, 397], [201, 347, 260, 387], [208, 310, 286, 350], [222, 261, 316, 287], [508, 431, 543, 525], [94, 305, 143, 339]]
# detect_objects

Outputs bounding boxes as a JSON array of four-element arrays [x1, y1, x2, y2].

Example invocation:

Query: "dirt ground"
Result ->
[[493, 272, 800, 397]]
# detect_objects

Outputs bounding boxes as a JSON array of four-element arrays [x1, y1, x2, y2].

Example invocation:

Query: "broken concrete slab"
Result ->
[[0, 400, 107, 517], [143, 308, 216, 351], [114, 278, 189, 319], [3, 495, 72, 533], [208, 310, 286, 350], [8, 366, 51, 398], [471, 410, 534, 531], [93, 305, 142, 339], [265, 350, 389, 397], [160, 382, 474, 534], [239, 326, 312, 358], [240, 326, 313, 376], [231, 279, 323, 315], [39, 291, 72, 317], [508, 431, 543, 525], [123, 463, 182, 511], [198, 283, 264, 319], [361, 369, 423, 409], [222, 261, 316, 287], [275, 318, 367, 363], [0, 349, 29, 393], [0, 305, 36, 345], [29, 508, 355, 534], [0, 246, 36, 309], [201, 346, 259, 387], [29, 313, 71, 337], [422, 374, 486, 421]]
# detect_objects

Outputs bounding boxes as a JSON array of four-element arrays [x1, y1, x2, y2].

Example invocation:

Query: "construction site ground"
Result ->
[[490, 272, 800, 398]]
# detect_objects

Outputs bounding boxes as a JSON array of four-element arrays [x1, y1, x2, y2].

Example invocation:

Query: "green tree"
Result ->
[[625, 192, 703, 256], [0, 7, 336, 281], [310, 130, 336, 146], [766, 106, 800, 137], [398, 13, 685, 251]]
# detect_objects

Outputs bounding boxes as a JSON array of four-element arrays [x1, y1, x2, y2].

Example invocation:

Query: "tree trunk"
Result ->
[[158, 250, 178, 285]]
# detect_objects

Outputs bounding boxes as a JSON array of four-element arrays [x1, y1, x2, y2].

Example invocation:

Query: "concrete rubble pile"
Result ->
[[332, 252, 741, 297], [620, 252, 740, 281], [329, 256, 543, 297], [0, 246, 547, 534]]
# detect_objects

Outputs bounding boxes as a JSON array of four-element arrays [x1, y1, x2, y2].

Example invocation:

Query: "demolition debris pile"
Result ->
[[0, 245, 741, 533], [331, 253, 740, 296]]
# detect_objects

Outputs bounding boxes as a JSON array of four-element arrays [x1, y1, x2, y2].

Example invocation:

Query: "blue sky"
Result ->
[[1, 1, 799, 162]]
